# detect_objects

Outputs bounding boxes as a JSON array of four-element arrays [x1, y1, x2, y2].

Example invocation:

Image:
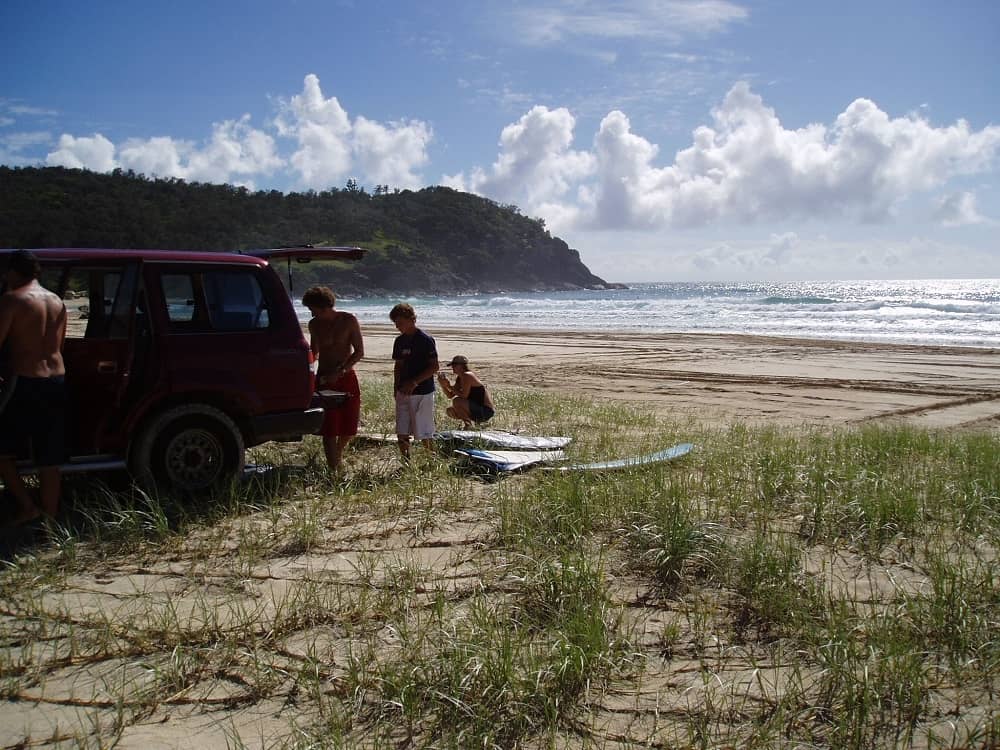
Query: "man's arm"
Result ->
[[307, 319, 319, 357], [54, 301, 67, 351], [343, 315, 364, 370], [411, 356, 439, 387], [397, 355, 439, 395]]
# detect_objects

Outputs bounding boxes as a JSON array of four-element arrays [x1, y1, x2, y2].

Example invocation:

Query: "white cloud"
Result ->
[[353, 115, 431, 188], [118, 116, 282, 188], [690, 234, 796, 273], [932, 191, 988, 226], [463, 82, 1000, 233], [509, 0, 749, 45], [277, 74, 352, 187], [0, 130, 51, 166], [444, 105, 595, 220], [184, 116, 284, 184], [277, 74, 432, 190], [46, 133, 116, 172], [44, 116, 282, 189], [37, 74, 432, 191], [600, 230, 988, 282], [117, 136, 185, 178], [8, 104, 58, 117], [764, 231, 799, 265], [1, 130, 50, 152]]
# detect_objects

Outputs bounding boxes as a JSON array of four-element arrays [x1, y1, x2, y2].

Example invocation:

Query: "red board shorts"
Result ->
[[319, 370, 360, 437]]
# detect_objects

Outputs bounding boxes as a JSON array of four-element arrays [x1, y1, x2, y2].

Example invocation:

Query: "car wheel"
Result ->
[[131, 404, 245, 494]]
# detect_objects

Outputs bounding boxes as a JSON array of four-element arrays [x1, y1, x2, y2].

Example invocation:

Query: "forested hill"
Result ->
[[0, 166, 620, 295]]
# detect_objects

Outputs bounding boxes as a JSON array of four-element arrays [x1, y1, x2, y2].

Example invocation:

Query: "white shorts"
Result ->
[[395, 392, 436, 439]]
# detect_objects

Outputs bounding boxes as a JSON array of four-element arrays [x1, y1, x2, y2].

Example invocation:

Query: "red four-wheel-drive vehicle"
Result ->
[[0, 246, 364, 494]]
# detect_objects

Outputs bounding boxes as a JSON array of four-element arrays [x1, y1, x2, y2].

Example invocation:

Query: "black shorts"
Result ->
[[0, 375, 69, 467], [469, 401, 495, 423]]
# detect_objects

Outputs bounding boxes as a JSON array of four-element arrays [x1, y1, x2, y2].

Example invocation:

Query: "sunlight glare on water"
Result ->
[[295, 279, 1000, 348]]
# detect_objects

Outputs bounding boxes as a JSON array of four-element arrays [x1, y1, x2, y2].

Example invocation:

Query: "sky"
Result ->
[[2, 1, 998, 283]]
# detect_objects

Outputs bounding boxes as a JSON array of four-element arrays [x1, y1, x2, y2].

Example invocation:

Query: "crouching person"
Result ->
[[437, 355, 494, 429]]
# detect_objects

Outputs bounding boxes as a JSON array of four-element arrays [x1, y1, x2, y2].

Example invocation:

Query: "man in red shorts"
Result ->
[[301, 286, 364, 472]]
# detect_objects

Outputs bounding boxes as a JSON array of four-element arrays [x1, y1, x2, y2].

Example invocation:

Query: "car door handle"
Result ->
[[97, 361, 118, 374]]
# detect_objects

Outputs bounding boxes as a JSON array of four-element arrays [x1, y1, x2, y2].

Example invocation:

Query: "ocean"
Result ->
[[296, 279, 1000, 349]]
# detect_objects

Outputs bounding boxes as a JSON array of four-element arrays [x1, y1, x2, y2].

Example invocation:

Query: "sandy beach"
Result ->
[[357, 325, 1000, 431], [3, 327, 999, 748]]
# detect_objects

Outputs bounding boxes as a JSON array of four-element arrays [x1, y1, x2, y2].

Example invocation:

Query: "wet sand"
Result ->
[[357, 325, 1000, 430]]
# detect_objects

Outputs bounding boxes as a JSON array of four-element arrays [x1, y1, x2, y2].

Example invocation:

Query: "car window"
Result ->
[[161, 274, 200, 326], [53, 265, 138, 341], [160, 268, 270, 333]]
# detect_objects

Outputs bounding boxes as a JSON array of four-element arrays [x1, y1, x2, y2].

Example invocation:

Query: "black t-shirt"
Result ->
[[392, 328, 437, 395]]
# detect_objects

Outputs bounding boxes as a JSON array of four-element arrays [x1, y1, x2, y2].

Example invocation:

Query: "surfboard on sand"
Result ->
[[455, 443, 694, 475], [454, 448, 568, 473], [544, 443, 695, 472], [434, 430, 573, 450], [353, 430, 573, 451]]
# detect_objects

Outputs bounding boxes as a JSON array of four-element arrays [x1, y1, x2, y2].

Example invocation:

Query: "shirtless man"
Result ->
[[301, 286, 364, 471], [0, 250, 68, 522]]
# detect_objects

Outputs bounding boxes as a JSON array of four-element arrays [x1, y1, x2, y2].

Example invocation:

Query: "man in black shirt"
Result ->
[[390, 303, 439, 459]]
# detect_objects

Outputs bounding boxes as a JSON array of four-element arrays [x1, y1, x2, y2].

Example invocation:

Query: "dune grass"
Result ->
[[0, 377, 997, 748]]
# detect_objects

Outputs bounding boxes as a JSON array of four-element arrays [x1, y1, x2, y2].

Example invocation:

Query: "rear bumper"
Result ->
[[250, 407, 325, 445]]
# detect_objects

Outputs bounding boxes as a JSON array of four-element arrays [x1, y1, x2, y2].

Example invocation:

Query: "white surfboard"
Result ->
[[435, 430, 573, 450], [454, 448, 568, 472], [545, 443, 695, 472]]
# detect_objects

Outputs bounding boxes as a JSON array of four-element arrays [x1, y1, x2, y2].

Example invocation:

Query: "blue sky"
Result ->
[[2, 0, 998, 282]]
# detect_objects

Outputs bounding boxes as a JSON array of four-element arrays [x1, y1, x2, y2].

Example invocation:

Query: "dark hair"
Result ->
[[6, 250, 40, 280], [301, 285, 336, 308], [389, 302, 416, 322]]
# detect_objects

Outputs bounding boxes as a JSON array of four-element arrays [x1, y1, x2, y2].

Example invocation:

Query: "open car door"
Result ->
[[242, 246, 366, 294], [42, 261, 141, 456]]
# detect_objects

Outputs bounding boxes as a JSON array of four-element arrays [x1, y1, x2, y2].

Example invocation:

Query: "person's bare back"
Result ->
[[0, 279, 66, 379]]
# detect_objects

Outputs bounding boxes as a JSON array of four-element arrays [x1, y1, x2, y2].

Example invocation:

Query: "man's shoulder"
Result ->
[[0, 289, 29, 309], [334, 310, 360, 326]]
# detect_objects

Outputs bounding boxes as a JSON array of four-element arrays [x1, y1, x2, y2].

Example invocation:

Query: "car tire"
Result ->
[[131, 404, 245, 495]]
